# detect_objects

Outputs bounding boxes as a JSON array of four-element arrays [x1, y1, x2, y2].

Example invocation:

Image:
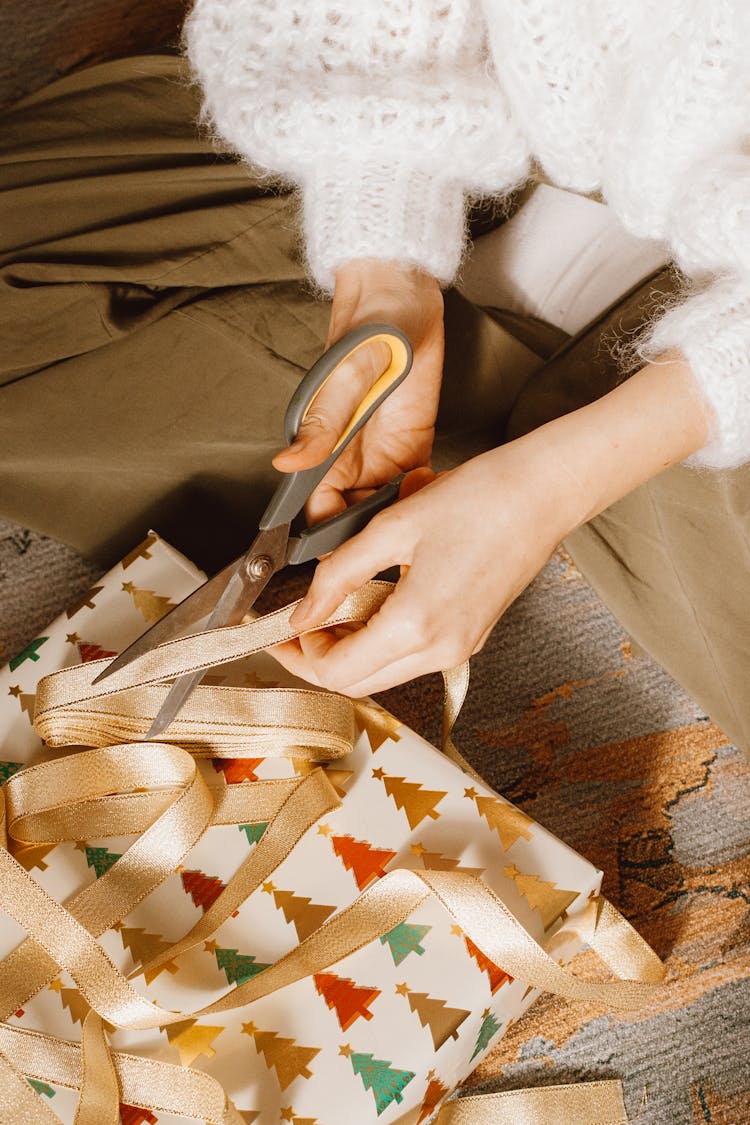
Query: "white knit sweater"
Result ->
[[185, 0, 750, 468]]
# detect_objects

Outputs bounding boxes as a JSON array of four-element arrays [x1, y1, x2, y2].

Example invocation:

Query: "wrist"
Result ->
[[518, 354, 714, 531]]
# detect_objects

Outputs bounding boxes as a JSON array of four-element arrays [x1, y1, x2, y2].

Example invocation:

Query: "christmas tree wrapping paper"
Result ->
[[0, 534, 654, 1124]]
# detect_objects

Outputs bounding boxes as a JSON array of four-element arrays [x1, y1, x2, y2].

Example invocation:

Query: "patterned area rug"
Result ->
[[0, 518, 748, 1124]]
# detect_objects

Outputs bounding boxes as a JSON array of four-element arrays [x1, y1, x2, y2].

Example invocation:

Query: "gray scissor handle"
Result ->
[[259, 323, 413, 530], [287, 477, 403, 565]]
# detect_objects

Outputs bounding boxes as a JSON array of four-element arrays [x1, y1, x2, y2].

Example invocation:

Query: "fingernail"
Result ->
[[290, 599, 312, 625]]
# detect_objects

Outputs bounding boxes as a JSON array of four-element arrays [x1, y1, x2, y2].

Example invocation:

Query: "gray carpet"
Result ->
[[1, 519, 748, 1124]]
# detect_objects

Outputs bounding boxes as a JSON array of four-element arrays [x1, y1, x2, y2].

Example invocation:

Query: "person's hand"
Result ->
[[272, 426, 590, 697], [272, 259, 444, 524], [271, 350, 715, 699]]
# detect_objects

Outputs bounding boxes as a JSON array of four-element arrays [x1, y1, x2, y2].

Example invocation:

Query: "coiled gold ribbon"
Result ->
[[0, 581, 664, 1122]]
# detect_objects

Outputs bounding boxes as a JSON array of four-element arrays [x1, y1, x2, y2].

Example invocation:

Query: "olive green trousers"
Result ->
[[2, 55, 749, 756]]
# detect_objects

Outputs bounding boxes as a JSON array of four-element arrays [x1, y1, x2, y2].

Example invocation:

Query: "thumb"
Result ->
[[272, 338, 391, 471]]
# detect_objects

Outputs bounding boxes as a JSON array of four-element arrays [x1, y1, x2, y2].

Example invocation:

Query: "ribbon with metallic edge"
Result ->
[[0, 580, 665, 1122]]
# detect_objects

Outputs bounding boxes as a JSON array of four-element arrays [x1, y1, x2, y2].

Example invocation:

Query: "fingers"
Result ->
[[286, 566, 473, 698], [272, 338, 391, 472], [304, 479, 349, 526], [290, 510, 408, 629]]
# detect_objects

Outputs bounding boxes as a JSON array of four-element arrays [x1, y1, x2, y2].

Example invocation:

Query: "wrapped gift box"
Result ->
[[0, 533, 604, 1125]]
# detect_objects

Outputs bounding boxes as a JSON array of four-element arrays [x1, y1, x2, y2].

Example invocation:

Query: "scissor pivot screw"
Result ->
[[247, 554, 274, 580]]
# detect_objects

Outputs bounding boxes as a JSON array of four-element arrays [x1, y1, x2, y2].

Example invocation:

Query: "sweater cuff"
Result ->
[[301, 164, 467, 294], [640, 275, 750, 469]]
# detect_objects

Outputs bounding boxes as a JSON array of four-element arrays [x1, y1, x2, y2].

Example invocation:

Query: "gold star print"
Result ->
[[317, 823, 332, 837], [121, 582, 135, 594], [410, 842, 426, 858], [280, 1110, 295, 1123], [450, 924, 463, 937], [464, 787, 478, 800], [481, 1008, 490, 1019], [339, 1043, 353, 1058], [426, 1069, 437, 1082], [241, 1021, 257, 1037], [203, 939, 218, 954], [73, 841, 88, 853], [65, 632, 80, 646], [261, 881, 276, 895], [395, 982, 410, 997], [48, 978, 63, 993], [7, 685, 21, 698], [372, 767, 386, 780]]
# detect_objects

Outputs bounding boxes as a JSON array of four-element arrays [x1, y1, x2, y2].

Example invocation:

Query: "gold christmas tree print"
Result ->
[[331, 834, 397, 890], [49, 979, 90, 1026], [121, 581, 175, 624], [262, 881, 336, 942], [14, 842, 55, 872], [410, 841, 485, 878], [121, 532, 158, 569], [464, 787, 534, 851], [66, 585, 104, 619], [504, 864, 579, 930], [242, 1022, 319, 1090], [355, 702, 403, 751], [280, 1109, 318, 1125], [372, 767, 447, 829], [396, 983, 470, 1050], [313, 972, 381, 1030], [165, 1019, 224, 1066], [7, 684, 36, 722], [322, 766, 354, 797], [418, 1070, 451, 1124], [120, 927, 179, 985]]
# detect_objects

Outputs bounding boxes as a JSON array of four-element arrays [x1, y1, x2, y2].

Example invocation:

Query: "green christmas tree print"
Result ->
[[85, 845, 121, 877], [349, 1051, 415, 1115], [471, 1009, 502, 1060], [9, 636, 48, 671], [27, 1078, 54, 1098], [0, 760, 22, 785], [215, 946, 270, 986], [239, 822, 269, 845], [379, 922, 431, 966]]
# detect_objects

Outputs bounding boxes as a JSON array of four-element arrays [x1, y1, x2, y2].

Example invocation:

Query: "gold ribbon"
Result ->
[[436, 1080, 628, 1124], [0, 580, 664, 1122]]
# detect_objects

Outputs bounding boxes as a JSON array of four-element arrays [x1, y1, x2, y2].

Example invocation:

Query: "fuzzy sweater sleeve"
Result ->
[[639, 147, 750, 469], [184, 0, 529, 292]]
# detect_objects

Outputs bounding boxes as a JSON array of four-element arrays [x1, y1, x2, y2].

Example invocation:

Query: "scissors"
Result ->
[[93, 323, 413, 737]]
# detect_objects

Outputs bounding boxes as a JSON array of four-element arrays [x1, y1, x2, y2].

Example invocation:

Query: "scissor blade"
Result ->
[[91, 557, 244, 685], [145, 523, 291, 738]]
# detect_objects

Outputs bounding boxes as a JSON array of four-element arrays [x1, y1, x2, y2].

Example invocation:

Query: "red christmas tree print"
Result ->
[[464, 934, 512, 995], [181, 869, 237, 916], [213, 757, 264, 784], [331, 835, 396, 890], [313, 972, 381, 1031], [120, 1106, 158, 1125], [77, 642, 118, 663]]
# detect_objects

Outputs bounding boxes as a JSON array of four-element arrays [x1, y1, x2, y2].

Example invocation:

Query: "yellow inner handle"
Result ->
[[301, 332, 410, 454]]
